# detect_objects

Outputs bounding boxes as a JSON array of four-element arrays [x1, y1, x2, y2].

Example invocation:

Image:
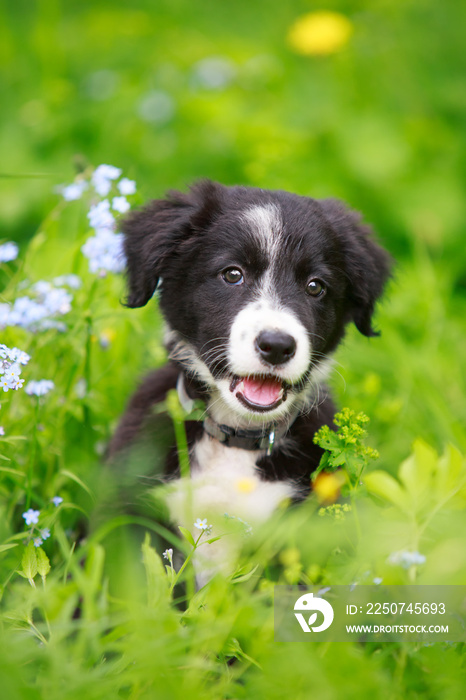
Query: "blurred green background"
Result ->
[[2, 0, 466, 267], [1, 4, 466, 697], [2, 0, 465, 464]]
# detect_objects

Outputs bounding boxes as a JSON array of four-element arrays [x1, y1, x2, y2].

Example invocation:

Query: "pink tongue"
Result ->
[[241, 377, 283, 406]]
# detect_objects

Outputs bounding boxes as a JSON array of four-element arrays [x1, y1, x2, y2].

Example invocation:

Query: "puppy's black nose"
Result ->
[[255, 330, 297, 365]]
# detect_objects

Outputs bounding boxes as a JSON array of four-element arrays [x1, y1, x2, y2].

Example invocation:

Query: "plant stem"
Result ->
[[26, 398, 40, 509], [166, 390, 191, 478], [169, 532, 203, 594]]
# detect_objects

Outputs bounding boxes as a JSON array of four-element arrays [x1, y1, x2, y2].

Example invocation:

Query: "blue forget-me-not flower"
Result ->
[[0, 242, 19, 263], [23, 509, 40, 526]]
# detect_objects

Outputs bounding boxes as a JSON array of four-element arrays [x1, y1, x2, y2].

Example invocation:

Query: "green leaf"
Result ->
[[84, 544, 105, 595], [364, 470, 410, 512], [178, 526, 196, 547], [329, 450, 347, 468], [61, 469, 95, 500], [435, 444, 466, 500], [141, 533, 169, 607], [398, 439, 437, 503], [21, 541, 38, 586], [0, 543, 18, 553], [166, 390, 191, 478], [230, 564, 259, 584], [0, 466, 25, 477], [36, 547, 51, 582], [313, 408, 377, 487], [343, 452, 361, 479], [223, 637, 262, 668]]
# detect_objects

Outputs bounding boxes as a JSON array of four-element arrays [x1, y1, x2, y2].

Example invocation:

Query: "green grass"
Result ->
[[0, 166, 465, 700], [1, 0, 466, 696]]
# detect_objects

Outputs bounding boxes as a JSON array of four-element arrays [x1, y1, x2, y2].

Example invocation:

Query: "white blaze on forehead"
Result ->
[[242, 203, 282, 259], [239, 205, 310, 381], [242, 203, 285, 306]]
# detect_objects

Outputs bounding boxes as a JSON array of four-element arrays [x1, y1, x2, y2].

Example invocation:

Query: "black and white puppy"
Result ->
[[110, 180, 390, 579]]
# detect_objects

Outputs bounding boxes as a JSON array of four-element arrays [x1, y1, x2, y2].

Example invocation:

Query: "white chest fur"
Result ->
[[164, 433, 297, 584], [166, 433, 296, 527]]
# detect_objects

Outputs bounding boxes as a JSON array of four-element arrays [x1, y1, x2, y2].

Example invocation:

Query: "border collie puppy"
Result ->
[[110, 180, 390, 580]]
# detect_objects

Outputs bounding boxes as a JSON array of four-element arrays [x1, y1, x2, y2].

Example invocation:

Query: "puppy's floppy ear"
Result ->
[[319, 199, 392, 337], [122, 179, 222, 308]]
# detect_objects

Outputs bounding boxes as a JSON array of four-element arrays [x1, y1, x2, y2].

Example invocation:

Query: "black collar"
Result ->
[[203, 415, 294, 454], [177, 372, 299, 454]]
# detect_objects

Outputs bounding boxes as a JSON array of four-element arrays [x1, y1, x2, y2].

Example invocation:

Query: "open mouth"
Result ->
[[229, 375, 288, 412]]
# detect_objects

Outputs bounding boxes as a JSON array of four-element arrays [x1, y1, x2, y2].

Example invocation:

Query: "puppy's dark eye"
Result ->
[[306, 279, 326, 297], [222, 268, 244, 285]]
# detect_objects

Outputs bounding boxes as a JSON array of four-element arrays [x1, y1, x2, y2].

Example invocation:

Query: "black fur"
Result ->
[[111, 180, 391, 500]]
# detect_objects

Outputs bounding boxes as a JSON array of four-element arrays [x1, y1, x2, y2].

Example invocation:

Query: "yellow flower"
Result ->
[[235, 477, 257, 494], [313, 471, 346, 504], [287, 11, 353, 56]]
